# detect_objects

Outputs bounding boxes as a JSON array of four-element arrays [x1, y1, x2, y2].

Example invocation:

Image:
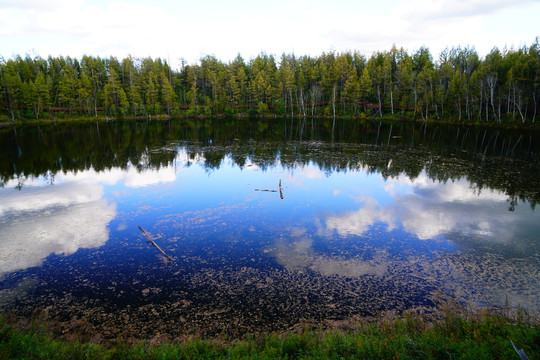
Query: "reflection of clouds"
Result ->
[[5, 149, 195, 191], [325, 171, 536, 242], [281, 163, 326, 188], [0, 182, 102, 216], [270, 231, 387, 277], [0, 151, 187, 276], [294, 165, 325, 179], [384, 173, 507, 203], [325, 197, 394, 236], [0, 182, 116, 276], [57, 166, 179, 188], [124, 167, 178, 187], [312, 257, 386, 277]]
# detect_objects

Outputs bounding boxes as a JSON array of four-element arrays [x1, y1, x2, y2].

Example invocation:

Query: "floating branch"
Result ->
[[255, 179, 284, 199], [138, 225, 173, 262]]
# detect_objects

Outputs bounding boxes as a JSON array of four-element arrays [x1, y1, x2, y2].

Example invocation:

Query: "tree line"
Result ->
[[1, 38, 539, 124]]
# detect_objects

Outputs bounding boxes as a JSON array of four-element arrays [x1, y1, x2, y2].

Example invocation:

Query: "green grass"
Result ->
[[1, 310, 539, 360]]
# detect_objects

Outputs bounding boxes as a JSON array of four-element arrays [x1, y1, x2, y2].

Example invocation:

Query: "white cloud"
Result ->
[[0, 154, 188, 275], [0, 196, 116, 275], [36, 164, 179, 189], [320, 0, 540, 59], [270, 234, 387, 277], [295, 165, 325, 179], [397, 0, 536, 20], [384, 173, 507, 203], [0, 182, 104, 216], [325, 197, 395, 236], [2, 0, 538, 64], [323, 171, 535, 242], [123, 167, 178, 187]]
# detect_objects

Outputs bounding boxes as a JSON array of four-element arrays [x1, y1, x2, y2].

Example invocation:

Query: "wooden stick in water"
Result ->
[[255, 180, 284, 199], [138, 225, 173, 261]]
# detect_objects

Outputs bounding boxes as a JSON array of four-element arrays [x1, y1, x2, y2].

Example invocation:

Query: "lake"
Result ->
[[0, 118, 539, 340]]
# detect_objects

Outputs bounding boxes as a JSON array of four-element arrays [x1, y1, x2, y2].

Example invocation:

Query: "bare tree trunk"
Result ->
[[514, 88, 525, 123], [486, 74, 498, 122], [458, 95, 461, 121], [507, 86, 511, 115], [512, 86, 516, 120], [478, 82, 482, 121], [299, 88, 306, 117], [414, 87, 418, 118], [377, 85, 382, 117], [440, 89, 444, 119], [332, 85, 336, 118], [128, 66, 134, 115], [91, 68, 98, 117], [289, 89, 294, 117], [465, 83, 471, 122], [486, 94, 489, 122], [390, 89, 394, 114], [532, 88, 537, 123]]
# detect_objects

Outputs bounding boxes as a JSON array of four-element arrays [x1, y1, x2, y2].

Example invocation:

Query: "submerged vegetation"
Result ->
[[1, 306, 539, 359], [1, 38, 540, 124]]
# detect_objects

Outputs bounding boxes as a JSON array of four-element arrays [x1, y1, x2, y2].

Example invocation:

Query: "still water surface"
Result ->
[[0, 118, 538, 339]]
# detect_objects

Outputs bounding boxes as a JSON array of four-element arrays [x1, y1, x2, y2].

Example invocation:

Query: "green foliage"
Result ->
[[1, 38, 540, 124], [256, 101, 269, 115]]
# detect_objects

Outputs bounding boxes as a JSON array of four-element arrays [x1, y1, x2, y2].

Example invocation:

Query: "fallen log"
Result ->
[[138, 225, 173, 261], [255, 180, 284, 199]]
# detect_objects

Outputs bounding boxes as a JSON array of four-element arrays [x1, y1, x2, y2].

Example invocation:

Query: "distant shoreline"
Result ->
[[1, 113, 539, 132]]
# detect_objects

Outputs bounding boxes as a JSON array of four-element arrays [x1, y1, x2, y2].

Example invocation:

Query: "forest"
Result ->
[[0, 38, 539, 124]]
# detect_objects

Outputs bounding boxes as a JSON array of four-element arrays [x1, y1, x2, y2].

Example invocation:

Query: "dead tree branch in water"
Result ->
[[255, 179, 284, 199], [138, 225, 173, 261]]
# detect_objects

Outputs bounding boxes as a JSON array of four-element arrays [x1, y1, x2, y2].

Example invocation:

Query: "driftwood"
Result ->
[[138, 225, 173, 261], [255, 179, 284, 199]]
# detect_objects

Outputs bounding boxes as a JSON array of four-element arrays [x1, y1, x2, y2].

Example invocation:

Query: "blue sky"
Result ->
[[1, 0, 539, 67]]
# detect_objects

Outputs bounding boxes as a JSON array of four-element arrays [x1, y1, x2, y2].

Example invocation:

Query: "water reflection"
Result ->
[[271, 235, 388, 277], [0, 118, 538, 340], [323, 171, 536, 244], [0, 161, 189, 276], [0, 182, 116, 275]]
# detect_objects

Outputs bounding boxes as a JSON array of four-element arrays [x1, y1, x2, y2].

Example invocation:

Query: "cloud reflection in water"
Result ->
[[0, 183, 116, 275], [271, 228, 387, 278], [325, 171, 535, 243], [0, 159, 190, 276]]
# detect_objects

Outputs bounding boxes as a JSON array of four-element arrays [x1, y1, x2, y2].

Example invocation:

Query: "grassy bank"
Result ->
[[1, 309, 538, 360]]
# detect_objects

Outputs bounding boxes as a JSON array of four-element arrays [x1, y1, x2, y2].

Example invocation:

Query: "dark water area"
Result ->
[[0, 118, 539, 340]]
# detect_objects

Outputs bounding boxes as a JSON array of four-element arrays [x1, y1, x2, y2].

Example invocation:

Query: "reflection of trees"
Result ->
[[0, 119, 538, 209]]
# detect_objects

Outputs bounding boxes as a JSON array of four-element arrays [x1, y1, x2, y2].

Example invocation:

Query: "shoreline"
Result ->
[[1, 113, 539, 131], [1, 302, 538, 359]]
